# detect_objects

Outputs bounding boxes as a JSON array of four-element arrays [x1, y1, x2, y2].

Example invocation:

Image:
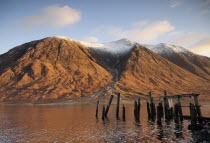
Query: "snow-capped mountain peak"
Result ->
[[76, 38, 137, 54], [146, 43, 189, 55], [52, 36, 137, 55], [54, 36, 191, 56]]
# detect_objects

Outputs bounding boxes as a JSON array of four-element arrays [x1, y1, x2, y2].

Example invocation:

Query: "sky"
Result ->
[[0, 0, 210, 57]]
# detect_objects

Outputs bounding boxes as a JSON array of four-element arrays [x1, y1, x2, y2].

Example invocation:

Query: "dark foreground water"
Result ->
[[0, 103, 210, 143]]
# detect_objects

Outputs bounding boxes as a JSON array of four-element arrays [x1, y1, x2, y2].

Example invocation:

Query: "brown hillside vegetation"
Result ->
[[149, 44, 210, 81], [0, 37, 112, 103], [160, 52, 210, 81], [116, 46, 210, 99]]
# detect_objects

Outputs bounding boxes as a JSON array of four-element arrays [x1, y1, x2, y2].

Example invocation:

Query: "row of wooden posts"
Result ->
[[147, 91, 207, 127], [96, 92, 142, 121], [96, 91, 209, 127], [96, 93, 126, 120]]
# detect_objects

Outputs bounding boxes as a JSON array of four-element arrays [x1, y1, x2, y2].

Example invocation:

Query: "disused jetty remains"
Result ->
[[147, 91, 210, 130], [96, 91, 210, 130]]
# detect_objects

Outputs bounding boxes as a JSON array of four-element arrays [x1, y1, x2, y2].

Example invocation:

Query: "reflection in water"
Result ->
[[174, 122, 183, 139], [0, 103, 209, 142], [156, 121, 184, 141], [157, 124, 164, 141]]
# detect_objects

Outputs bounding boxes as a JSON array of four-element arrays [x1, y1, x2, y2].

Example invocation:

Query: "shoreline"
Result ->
[[1, 99, 210, 106]]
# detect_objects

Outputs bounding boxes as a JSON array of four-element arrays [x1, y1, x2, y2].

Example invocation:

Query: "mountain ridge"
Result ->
[[145, 43, 210, 81], [0, 36, 210, 103]]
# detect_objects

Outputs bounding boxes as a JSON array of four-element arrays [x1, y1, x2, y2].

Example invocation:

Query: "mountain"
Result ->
[[146, 43, 210, 81], [115, 45, 210, 99], [0, 37, 113, 103], [0, 37, 210, 103]]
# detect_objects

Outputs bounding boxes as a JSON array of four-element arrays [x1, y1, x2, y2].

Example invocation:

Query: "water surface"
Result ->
[[0, 103, 210, 142]]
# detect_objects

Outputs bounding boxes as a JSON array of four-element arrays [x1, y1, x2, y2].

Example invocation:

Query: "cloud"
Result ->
[[94, 20, 175, 43], [83, 36, 98, 42], [19, 5, 81, 29], [168, 32, 210, 57], [170, 0, 181, 8], [189, 37, 210, 57], [167, 33, 205, 46], [168, 31, 181, 36]]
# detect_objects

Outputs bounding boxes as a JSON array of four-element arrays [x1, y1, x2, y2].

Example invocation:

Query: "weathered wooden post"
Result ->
[[147, 101, 151, 119], [159, 100, 164, 118], [137, 98, 141, 120], [149, 92, 156, 121], [105, 95, 114, 117], [149, 93, 153, 120], [169, 107, 174, 118], [168, 98, 174, 118], [157, 102, 162, 125], [102, 105, 105, 120], [163, 91, 169, 120], [96, 101, 99, 117], [176, 95, 183, 122], [193, 95, 202, 124], [178, 107, 183, 122], [174, 104, 179, 124], [189, 103, 196, 125], [116, 93, 120, 119], [134, 100, 138, 121], [122, 104, 126, 121]]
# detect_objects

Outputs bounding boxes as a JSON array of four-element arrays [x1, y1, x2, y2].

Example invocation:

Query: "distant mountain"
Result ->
[[146, 43, 210, 81], [116, 45, 210, 98], [0, 37, 210, 103]]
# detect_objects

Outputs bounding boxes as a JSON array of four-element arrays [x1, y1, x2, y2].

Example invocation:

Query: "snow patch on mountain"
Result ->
[[53, 36, 137, 54], [146, 43, 190, 55], [77, 38, 137, 54]]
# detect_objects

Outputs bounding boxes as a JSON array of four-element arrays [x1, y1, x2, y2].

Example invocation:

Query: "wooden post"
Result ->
[[153, 98, 156, 117], [157, 103, 162, 125], [149, 93, 156, 121], [176, 95, 180, 119], [174, 104, 179, 124], [137, 98, 141, 120], [96, 101, 99, 117], [163, 91, 169, 120], [178, 105, 183, 122], [159, 99, 164, 118], [105, 95, 114, 117], [134, 101, 138, 121], [147, 101, 151, 119], [176, 95, 183, 122], [170, 107, 174, 118], [116, 93, 120, 119], [102, 105, 105, 120], [168, 98, 174, 118], [189, 103, 196, 125], [193, 95, 202, 124], [122, 104, 125, 121]]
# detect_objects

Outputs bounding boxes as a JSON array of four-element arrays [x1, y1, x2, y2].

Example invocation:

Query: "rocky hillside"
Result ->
[[115, 46, 210, 99], [146, 43, 210, 81], [0, 37, 112, 103], [0, 37, 210, 103]]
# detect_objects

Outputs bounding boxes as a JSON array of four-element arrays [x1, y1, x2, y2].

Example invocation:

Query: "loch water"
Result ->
[[0, 103, 210, 143]]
